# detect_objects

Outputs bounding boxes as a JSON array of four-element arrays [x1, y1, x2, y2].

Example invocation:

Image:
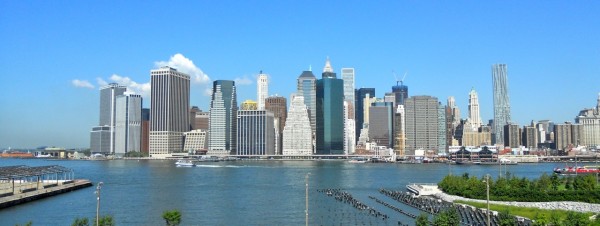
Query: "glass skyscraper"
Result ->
[[354, 88, 375, 141], [492, 64, 511, 145], [392, 81, 408, 106], [208, 80, 238, 155], [297, 70, 317, 135], [316, 58, 344, 155]]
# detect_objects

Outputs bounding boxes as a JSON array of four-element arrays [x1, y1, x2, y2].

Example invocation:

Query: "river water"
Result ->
[[0, 159, 562, 226]]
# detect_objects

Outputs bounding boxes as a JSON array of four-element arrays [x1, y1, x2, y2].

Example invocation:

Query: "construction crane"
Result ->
[[393, 70, 407, 86]]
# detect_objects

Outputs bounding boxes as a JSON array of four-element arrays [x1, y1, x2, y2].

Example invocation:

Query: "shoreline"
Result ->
[[432, 191, 600, 213]]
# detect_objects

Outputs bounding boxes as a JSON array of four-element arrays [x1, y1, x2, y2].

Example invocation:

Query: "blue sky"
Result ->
[[1, 1, 599, 149]]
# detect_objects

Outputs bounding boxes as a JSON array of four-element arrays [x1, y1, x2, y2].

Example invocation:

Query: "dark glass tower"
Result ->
[[354, 88, 376, 140], [316, 58, 344, 155], [392, 81, 408, 106]]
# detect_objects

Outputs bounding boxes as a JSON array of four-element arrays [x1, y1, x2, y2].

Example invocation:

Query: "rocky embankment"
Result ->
[[433, 192, 600, 213]]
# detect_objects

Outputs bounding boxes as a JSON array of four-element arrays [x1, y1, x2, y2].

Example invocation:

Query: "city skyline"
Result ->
[[1, 1, 599, 148]]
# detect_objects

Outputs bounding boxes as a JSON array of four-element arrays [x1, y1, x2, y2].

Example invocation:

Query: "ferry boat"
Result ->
[[175, 159, 196, 167], [553, 166, 600, 175]]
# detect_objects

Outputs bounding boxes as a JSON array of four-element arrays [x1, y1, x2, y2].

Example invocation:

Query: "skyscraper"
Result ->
[[208, 80, 238, 155], [343, 100, 356, 154], [405, 96, 440, 153], [297, 70, 317, 135], [355, 88, 375, 141], [236, 110, 275, 155], [92, 83, 126, 154], [257, 71, 268, 110], [468, 88, 482, 131], [503, 123, 521, 148], [140, 108, 150, 155], [149, 66, 190, 157], [554, 122, 583, 151], [316, 58, 344, 155], [438, 104, 447, 154], [114, 94, 142, 157], [368, 102, 394, 148], [492, 64, 511, 145], [392, 81, 408, 106], [341, 68, 355, 106], [265, 96, 287, 155], [393, 105, 406, 156], [575, 94, 600, 147], [283, 96, 313, 156]]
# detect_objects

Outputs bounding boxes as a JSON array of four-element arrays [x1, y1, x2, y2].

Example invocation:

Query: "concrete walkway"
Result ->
[[0, 179, 92, 209]]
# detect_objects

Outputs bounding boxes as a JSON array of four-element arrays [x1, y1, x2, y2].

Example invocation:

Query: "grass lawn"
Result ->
[[453, 200, 594, 221]]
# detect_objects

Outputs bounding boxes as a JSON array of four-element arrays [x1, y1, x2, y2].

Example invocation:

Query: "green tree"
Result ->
[[93, 215, 114, 226], [162, 209, 182, 226], [563, 211, 590, 226], [72, 217, 90, 226], [433, 208, 460, 226], [550, 173, 560, 191], [416, 213, 429, 226], [533, 212, 548, 226], [498, 209, 517, 226], [549, 211, 562, 226]]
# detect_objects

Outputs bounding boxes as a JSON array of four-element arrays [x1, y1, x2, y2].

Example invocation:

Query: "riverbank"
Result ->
[[433, 191, 600, 213]]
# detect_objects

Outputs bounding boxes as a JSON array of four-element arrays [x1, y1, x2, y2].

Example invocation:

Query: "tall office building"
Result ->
[[492, 64, 511, 145], [236, 110, 275, 155], [368, 102, 394, 148], [265, 96, 287, 155], [468, 88, 482, 131], [149, 66, 190, 157], [114, 94, 142, 156], [90, 126, 111, 153], [393, 105, 406, 156], [438, 104, 447, 154], [91, 83, 126, 154], [316, 58, 344, 155], [392, 81, 408, 106], [257, 71, 268, 110], [522, 124, 538, 149], [343, 101, 356, 154], [355, 88, 375, 141], [297, 70, 317, 134], [405, 96, 440, 154], [208, 80, 238, 155], [341, 68, 355, 108], [283, 96, 313, 155], [140, 108, 150, 155], [503, 123, 521, 148], [575, 94, 600, 147], [554, 122, 583, 152]]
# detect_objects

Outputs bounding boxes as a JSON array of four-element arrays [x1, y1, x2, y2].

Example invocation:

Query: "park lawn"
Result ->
[[453, 200, 593, 221]]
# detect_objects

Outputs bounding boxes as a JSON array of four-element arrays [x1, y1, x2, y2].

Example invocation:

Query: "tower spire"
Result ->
[[323, 56, 333, 73]]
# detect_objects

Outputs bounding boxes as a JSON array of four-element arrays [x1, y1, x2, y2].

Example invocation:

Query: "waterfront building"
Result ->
[[522, 124, 538, 149], [341, 68, 355, 108], [90, 126, 111, 153], [208, 80, 238, 155], [283, 96, 313, 155], [355, 88, 376, 143], [554, 122, 583, 152], [190, 106, 209, 131], [504, 123, 521, 148], [316, 57, 344, 155], [183, 129, 207, 153], [344, 101, 356, 154], [492, 64, 512, 145], [461, 125, 492, 146], [368, 102, 394, 148], [404, 96, 440, 154], [141, 108, 150, 155], [393, 105, 406, 156], [297, 70, 317, 135], [575, 94, 600, 147], [241, 100, 258, 110], [392, 81, 408, 106], [149, 66, 190, 157], [237, 110, 275, 155], [468, 88, 482, 131], [257, 71, 268, 110], [438, 104, 447, 154], [265, 96, 287, 155], [93, 83, 126, 154], [114, 94, 142, 156]]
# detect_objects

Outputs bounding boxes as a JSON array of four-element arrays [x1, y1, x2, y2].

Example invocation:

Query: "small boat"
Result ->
[[349, 157, 368, 163], [554, 166, 600, 175], [175, 159, 196, 167]]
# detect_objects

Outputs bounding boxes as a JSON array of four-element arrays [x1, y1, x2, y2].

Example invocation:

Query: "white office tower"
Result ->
[[341, 68, 355, 108], [208, 80, 237, 155], [149, 66, 190, 157], [114, 94, 142, 157], [237, 110, 275, 155], [468, 88, 482, 131], [257, 71, 268, 110], [343, 101, 356, 154], [184, 130, 208, 153], [283, 96, 313, 155], [92, 83, 126, 154]]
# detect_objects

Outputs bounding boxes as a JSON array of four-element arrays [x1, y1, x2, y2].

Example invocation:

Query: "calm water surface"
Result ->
[[0, 159, 560, 226]]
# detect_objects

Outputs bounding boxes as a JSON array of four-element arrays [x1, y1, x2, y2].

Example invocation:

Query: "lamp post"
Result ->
[[95, 182, 104, 226], [305, 173, 310, 226], [485, 174, 490, 226]]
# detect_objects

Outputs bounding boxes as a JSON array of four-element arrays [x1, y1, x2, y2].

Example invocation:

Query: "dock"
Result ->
[[406, 183, 441, 196], [0, 165, 93, 209]]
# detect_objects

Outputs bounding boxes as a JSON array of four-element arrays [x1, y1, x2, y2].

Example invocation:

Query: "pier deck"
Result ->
[[0, 179, 92, 209]]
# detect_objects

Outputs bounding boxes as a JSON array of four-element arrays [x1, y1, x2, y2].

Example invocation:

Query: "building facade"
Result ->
[[503, 123, 521, 148], [492, 64, 512, 145], [114, 94, 142, 156], [208, 80, 238, 155], [90, 126, 111, 153], [392, 81, 408, 106], [141, 108, 150, 155], [297, 70, 317, 135], [149, 66, 190, 157], [316, 58, 344, 155], [368, 102, 394, 148], [183, 129, 208, 153], [257, 72, 268, 110], [575, 94, 600, 147], [355, 88, 376, 142], [236, 110, 275, 155], [265, 96, 287, 155], [283, 96, 313, 155], [554, 123, 583, 151], [343, 101, 356, 154], [341, 68, 355, 107], [94, 83, 126, 154], [404, 96, 440, 154], [393, 105, 406, 156], [468, 88, 482, 131]]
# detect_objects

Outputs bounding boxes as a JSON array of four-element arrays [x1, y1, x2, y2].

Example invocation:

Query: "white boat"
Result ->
[[175, 159, 196, 167]]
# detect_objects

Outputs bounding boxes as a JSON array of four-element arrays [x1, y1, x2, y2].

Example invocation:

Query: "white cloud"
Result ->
[[204, 87, 213, 97], [96, 77, 108, 86], [71, 79, 95, 89], [234, 76, 253, 85], [154, 53, 210, 84], [109, 74, 151, 97]]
